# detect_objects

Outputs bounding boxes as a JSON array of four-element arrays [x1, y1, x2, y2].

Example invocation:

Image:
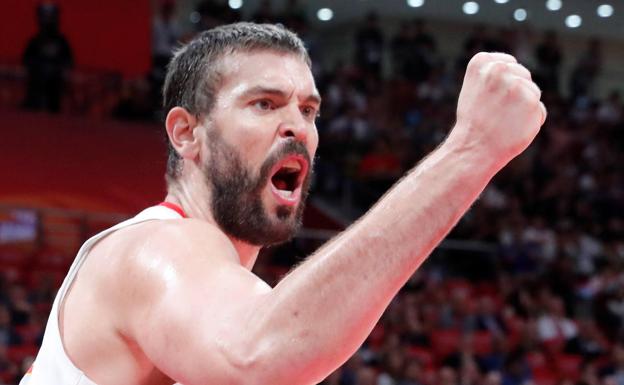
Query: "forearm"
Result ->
[[245, 138, 499, 384]]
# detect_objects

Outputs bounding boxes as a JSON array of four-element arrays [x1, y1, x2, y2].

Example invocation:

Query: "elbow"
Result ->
[[225, 341, 309, 385], [218, 339, 275, 385]]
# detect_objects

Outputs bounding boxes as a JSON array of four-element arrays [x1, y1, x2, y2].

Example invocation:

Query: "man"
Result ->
[[21, 22, 546, 385], [22, 3, 73, 113]]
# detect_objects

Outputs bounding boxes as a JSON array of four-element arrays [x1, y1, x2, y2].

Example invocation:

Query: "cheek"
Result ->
[[220, 116, 275, 160], [308, 128, 319, 157]]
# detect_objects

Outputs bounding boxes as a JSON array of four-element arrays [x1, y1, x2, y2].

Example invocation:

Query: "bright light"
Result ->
[[228, 0, 243, 10], [463, 1, 479, 15], [317, 8, 333, 21], [545, 0, 562, 11], [407, 0, 425, 7], [513, 8, 527, 21], [494, 0, 509, 3], [597, 4, 614, 17], [565, 14, 582, 28]]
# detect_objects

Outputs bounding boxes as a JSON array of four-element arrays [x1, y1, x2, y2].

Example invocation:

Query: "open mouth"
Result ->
[[269, 155, 308, 206]]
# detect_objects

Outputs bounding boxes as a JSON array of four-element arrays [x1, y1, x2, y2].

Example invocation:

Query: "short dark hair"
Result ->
[[162, 22, 311, 183]]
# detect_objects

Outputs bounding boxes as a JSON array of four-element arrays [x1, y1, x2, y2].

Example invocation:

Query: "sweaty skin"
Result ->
[[60, 51, 545, 385]]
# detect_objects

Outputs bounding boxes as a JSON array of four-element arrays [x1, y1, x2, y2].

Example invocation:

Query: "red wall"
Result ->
[[0, 0, 151, 76], [0, 110, 344, 230], [0, 110, 167, 214]]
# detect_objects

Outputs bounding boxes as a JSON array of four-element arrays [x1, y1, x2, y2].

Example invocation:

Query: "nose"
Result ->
[[278, 106, 310, 144]]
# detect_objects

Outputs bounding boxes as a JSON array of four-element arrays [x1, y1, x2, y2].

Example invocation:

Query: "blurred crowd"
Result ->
[[0, 0, 623, 384]]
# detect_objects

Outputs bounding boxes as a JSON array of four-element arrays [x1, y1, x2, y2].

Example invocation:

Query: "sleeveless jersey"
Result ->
[[19, 204, 185, 385]]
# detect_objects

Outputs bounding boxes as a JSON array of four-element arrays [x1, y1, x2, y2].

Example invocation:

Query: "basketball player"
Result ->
[[20, 22, 546, 385]]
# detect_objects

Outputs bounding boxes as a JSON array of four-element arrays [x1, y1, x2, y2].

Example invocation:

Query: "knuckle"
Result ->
[[483, 62, 507, 87], [513, 63, 532, 79], [505, 80, 523, 100], [471, 52, 490, 63], [469, 52, 494, 71], [467, 52, 487, 71], [491, 61, 508, 75], [519, 84, 541, 105], [500, 53, 518, 63]]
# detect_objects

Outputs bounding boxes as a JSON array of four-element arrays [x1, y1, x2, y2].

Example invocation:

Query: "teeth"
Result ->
[[276, 189, 293, 198]]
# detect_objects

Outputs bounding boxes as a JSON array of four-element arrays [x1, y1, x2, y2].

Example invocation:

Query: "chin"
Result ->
[[261, 207, 301, 246]]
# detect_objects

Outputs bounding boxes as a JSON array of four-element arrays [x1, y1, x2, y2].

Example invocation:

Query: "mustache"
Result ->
[[259, 140, 312, 181]]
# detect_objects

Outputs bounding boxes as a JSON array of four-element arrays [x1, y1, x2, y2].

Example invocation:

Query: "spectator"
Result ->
[[438, 365, 459, 385], [22, 2, 73, 113], [597, 91, 622, 125], [151, 0, 183, 109], [251, 0, 277, 24], [536, 296, 578, 345], [534, 30, 563, 95], [569, 39, 602, 101], [398, 360, 425, 385], [0, 305, 21, 346], [391, 20, 437, 83], [196, 0, 239, 30], [501, 349, 530, 385], [354, 12, 385, 78], [600, 342, 624, 384]]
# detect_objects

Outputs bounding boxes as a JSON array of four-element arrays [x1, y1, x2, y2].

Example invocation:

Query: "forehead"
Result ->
[[216, 50, 317, 99]]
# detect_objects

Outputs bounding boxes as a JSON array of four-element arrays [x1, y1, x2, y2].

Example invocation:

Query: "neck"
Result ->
[[163, 182, 261, 270]]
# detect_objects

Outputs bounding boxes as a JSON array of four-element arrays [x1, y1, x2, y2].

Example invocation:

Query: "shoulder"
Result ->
[[92, 218, 243, 326], [113, 218, 239, 265], [111, 218, 241, 281]]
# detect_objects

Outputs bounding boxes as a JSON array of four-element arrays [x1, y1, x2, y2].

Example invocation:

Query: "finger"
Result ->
[[504, 62, 532, 81], [486, 52, 518, 64], [480, 61, 533, 93], [467, 52, 518, 77], [506, 74, 541, 100]]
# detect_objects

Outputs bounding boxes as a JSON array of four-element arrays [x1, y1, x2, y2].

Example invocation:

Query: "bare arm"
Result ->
[[123, 52, 546, 385]]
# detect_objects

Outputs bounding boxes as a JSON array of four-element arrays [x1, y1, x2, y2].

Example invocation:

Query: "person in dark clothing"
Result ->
[[22, 3, 73, 113], [534, 30, 562, 95], [354, 12, 384, 78]]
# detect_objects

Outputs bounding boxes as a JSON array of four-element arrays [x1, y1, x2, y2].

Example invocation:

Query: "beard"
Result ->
[[203, 129, 312, 247]]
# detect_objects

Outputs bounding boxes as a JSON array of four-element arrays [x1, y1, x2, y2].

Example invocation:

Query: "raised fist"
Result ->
[[448, 52, 547, 171]]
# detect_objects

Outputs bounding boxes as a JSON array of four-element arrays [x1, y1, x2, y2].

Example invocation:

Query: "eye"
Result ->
[[301, 105, 319, 119], [253, 99, 274, 111]]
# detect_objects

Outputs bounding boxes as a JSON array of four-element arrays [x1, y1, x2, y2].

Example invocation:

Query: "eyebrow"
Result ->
[[240, 86, 322, 106]]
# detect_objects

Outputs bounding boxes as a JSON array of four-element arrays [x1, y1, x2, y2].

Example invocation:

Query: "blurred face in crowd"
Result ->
[[483, 371, 502, 385], [438, 366, 457, 385], [200, 50, 320, 246]]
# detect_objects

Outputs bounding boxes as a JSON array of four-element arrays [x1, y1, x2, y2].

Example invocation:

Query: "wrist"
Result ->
[[442, 123, 506, 178]]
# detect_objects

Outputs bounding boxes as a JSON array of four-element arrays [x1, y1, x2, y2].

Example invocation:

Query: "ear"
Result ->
[[165, 107, 200, 161]]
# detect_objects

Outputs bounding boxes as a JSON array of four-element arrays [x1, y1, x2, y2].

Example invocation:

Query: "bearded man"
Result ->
[[21, 22, 546, 385]]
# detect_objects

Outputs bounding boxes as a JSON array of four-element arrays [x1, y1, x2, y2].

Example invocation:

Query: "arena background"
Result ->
[[0, 0, 623, 384]]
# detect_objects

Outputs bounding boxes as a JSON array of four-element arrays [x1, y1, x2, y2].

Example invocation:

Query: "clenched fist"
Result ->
[[447, 52, 547, 171]]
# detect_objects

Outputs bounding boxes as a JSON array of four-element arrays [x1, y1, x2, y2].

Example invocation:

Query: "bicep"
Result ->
[[138, 263, 270, 384]]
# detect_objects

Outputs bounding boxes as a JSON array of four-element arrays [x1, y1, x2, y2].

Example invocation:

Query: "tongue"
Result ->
[[274, 179, 289, 190]]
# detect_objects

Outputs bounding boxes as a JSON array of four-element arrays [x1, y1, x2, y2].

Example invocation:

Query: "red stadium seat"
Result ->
[[7, 344, 39, 364], [532, 366, 558, 385], [555, 354, 582, 381], [472, 331, 493, 356], [14, 325, 42, 345], [430, 329, 461, 359], [526, 350, 547, 369], [408, 346, 435, 368], [445, 279, 473, 297]]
